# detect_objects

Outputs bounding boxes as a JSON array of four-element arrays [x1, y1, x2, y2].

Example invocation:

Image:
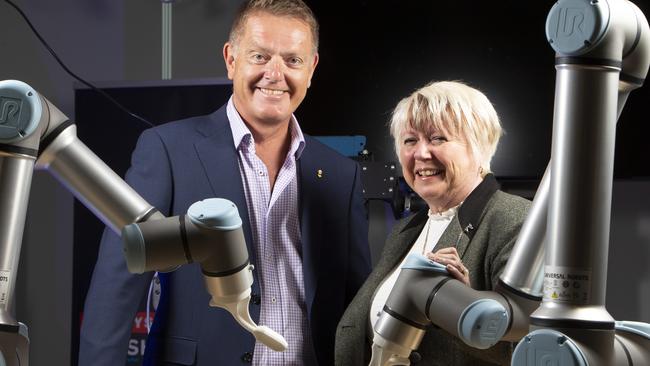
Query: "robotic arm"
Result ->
[[0, 80, 286, 366], [369, 0, 650, 365], [515, 0, 650, 364], [369, 254, 541, 366]]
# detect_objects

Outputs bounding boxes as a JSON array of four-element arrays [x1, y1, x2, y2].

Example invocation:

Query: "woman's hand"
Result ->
[[426, 247, 470, 286]]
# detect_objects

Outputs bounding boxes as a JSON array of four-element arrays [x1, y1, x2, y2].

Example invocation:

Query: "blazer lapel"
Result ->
[[380, 210, 429, 271], [297, 145, 320, 314], [451, 174, 500, 258], [434, 216, 471, 258], [193, 107, 257, 263]]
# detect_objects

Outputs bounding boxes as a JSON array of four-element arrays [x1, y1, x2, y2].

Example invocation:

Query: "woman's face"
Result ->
[[399, 126, 482, 210]]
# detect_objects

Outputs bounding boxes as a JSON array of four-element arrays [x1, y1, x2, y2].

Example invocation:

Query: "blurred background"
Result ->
[[1, 0, 649, 364]]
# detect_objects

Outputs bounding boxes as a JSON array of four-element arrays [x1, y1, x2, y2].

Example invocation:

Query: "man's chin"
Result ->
[[252, 110, 292, 126]]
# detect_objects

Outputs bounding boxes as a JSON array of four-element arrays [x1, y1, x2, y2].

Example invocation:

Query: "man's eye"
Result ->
[[288, 57, 303, 66], [251, 54, 266, 63]]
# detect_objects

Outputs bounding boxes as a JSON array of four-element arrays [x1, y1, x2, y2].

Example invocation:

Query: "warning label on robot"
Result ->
[[0, 270, 10, 306], [543, 266, 591, 305]]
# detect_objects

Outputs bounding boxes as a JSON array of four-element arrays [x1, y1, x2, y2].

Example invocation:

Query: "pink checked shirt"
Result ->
[[227, 98, 314, 365]]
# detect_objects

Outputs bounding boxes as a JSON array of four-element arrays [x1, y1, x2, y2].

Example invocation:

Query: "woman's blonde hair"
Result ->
[[389, 80, 503, 175]]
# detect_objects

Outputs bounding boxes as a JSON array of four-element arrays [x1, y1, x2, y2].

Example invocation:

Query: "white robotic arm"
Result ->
[[515, 0, 650, 364], [368, 255, 540, 366], [369, 0, 650, 365], [0, 81, 287, 366]]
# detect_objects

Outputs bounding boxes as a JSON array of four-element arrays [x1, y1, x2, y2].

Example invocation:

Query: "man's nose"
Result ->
[[264, 57, 284, 82]]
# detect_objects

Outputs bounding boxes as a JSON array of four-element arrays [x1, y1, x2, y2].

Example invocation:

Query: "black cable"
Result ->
[[3, 0, 155, 128]]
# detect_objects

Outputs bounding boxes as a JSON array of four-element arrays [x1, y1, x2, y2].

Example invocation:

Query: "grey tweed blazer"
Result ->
[[335, 175, 531, 366]]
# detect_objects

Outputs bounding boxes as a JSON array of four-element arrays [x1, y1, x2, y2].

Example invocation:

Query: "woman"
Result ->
[[335, 81, 531, 365]]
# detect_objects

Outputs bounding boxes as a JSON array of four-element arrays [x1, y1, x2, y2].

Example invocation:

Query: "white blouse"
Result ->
[[369, 206, 458, 328]]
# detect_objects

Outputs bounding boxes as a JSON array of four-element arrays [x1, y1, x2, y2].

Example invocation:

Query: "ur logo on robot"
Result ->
[[556, 7, 584, 38], [0, 96, 22, 127]]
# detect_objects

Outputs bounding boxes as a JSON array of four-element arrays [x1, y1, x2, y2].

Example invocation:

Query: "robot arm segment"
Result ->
[[511, 1, 650, 364], [369, 254, 540, 366], [501, 0, 650, 302], [499, 167, 548, 298], [33, 96, 161, 233], [122, 197, 287, 351], [0, 80, 287, 366]]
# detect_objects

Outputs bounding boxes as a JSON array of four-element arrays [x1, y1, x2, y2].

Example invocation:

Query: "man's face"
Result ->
[[223, 13, 318, 128]]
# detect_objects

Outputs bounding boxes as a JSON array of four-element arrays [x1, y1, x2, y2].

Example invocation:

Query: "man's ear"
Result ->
[[312, 52, 319, 69], [307, 53, 319, 88], [223, 42, 236, 80]]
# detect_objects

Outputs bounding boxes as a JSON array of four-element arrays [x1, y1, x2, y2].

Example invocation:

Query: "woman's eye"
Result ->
[[430, 136, 447, 144], [403, 137, 417, 145]]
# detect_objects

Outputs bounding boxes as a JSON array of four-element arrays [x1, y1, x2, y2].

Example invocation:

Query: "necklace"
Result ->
[[421, 217, 433, 255], [421, 205, 461, 255], [420, 216, 433, 256]]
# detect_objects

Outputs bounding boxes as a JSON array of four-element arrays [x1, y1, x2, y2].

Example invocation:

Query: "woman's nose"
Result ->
[[414, 141, 432, 160]]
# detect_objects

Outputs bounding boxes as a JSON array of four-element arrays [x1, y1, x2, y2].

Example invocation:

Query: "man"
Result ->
[[78, 1, 371, 365]]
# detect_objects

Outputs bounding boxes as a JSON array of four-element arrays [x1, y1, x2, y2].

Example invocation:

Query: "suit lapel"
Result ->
[[193, 107, 257, 263], [454, 221, 471, 258], [298, 144, 320, 313], [370, 210, 429, 277], [434, 216, 471, 258], [451, 174, 500, 258]]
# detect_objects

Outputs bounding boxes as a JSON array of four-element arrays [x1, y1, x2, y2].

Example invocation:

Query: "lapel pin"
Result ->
[[317, 169, 323, 178]]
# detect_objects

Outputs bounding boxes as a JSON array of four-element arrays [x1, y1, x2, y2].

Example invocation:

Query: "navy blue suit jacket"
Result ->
[[79, 105, 371, 365]]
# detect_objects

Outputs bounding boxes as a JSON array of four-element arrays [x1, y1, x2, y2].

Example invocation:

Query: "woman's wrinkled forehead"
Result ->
[[402, 114, 457, 139]]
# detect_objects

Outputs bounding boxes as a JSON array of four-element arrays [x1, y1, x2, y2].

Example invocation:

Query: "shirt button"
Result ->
[[271, 297, 277, 303], [251, 293, 261, 305], [258, 170, 265, 176], [241, 351, 253, 363]]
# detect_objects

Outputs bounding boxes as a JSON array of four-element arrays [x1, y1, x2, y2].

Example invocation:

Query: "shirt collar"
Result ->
[[428, 204, 459, 220], [226, 96, 306, 159]]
